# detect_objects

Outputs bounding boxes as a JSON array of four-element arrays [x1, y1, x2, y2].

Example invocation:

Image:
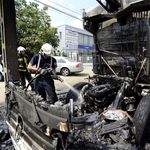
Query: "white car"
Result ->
[[0, 55, 4, 81], [53, 56, 84, 76], [0, 64, 4, 81]]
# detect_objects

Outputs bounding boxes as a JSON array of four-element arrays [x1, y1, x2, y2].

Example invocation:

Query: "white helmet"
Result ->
[[40, 43, 54, 56], [17, 46, 26, 53]]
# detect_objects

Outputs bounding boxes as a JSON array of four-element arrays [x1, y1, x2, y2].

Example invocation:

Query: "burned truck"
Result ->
[[2, 0, 150, 150]]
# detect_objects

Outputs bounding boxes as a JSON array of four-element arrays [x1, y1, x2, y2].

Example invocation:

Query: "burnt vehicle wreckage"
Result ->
[[1, 0, 150, 149]]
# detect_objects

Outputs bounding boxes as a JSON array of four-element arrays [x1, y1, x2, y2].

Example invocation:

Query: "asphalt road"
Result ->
[[0, 68, 94, 104]]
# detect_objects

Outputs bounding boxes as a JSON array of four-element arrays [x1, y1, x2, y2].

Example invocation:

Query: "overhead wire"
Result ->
[[46, 5, 81, 22], [34, 0, 83, 21], [52, 0, 82, 14], [47, 0, 82, 16], [47, 7, 82, 25]]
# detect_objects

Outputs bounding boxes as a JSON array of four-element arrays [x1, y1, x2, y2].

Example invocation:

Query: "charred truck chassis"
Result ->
[[2, 0, 150, 150], [82, 0, 150, 148]]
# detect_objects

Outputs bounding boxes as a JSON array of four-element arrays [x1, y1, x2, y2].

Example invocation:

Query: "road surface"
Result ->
[[0, 68, 94, 103]]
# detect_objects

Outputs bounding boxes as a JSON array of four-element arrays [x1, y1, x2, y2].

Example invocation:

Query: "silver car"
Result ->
[[53, 56, 84, 76], [0, 55, 4, 81]]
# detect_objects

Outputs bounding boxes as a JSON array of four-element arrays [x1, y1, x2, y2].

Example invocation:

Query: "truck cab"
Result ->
[[2, 0, 150, 149]]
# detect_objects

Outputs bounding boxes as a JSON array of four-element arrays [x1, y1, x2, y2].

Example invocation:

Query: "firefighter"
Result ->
[[27, 43, 58, 104], [17, 46, 34, 90]]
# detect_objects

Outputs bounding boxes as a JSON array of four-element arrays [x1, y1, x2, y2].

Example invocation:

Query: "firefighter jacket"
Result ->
[[18, 54, 30, 73]]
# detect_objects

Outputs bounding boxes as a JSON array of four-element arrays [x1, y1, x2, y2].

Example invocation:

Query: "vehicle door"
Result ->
[[56, 58, 66, 72]]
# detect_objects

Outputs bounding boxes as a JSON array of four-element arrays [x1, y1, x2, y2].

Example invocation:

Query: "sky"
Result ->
[[26, 0, 102, 29]]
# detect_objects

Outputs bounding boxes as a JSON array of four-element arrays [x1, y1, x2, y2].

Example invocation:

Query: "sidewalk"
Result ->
[[83, 63, 93, 69]]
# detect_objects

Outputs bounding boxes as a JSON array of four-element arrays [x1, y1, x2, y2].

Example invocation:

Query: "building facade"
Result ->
[[57, 24, 94, 63]]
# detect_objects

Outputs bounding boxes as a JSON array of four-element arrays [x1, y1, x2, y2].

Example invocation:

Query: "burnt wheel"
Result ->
[[61, 68, 70, 76], [133, 94, 150, 146], [66, 82, 92, 103]]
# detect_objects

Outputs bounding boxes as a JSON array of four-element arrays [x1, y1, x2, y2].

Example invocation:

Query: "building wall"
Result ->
[[57, 24, 94, 63], [57, 25, 66, 52]]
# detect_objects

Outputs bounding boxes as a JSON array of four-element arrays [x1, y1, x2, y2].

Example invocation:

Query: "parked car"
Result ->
[[53, 56, 84, 76], [0, 55, 4, 81]]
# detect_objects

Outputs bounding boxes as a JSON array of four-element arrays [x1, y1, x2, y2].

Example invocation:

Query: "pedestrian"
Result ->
[[27, 43, 58, 104], [17, 46, 34, 90], [0, 55, 3, 66]]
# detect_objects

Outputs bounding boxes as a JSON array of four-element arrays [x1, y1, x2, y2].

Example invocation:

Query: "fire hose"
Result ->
[[25, 67, 63, 91]]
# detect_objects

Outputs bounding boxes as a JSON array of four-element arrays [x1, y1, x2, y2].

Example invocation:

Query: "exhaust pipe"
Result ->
[[92, 44, 101, 74]]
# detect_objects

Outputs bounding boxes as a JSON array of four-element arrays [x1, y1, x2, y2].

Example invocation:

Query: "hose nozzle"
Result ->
[[58, 76, 63, 82], [50, 68, 63, 82]]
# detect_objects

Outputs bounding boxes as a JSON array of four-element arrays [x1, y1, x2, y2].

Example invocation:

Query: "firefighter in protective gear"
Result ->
[[17, 46, 34, 90], [27, 43, 58, 104]]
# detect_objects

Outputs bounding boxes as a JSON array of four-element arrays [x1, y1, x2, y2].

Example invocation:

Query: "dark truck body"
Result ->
[[2, 0, 150, 149], [83, 0, 150, 79]]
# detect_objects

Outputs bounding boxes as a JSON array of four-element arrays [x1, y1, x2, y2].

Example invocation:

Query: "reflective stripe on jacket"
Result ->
[[18, 54, 30, 73]]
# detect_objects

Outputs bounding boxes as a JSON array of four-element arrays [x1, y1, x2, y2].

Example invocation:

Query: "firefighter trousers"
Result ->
[[34, 76, 58, 104], [19, 71, 34, 90]]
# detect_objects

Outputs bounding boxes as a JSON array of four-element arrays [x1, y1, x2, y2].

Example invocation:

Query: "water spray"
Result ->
[[25, 68, 83, 104], [48, 68, 84, 104], [25, 68, 63, 91], [50, 68, 64, 83]]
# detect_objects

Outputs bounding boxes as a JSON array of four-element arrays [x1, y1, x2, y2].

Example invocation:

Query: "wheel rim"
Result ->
[[61, 68, 69, 76]]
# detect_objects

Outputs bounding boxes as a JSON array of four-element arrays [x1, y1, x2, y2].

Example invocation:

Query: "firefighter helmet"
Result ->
[[40, 43, 54, 56], [17, 46, 26, 53]]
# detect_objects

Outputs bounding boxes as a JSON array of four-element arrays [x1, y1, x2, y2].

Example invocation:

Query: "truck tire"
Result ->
[[133, 94, 150, 146], [66, 82, 91, 103]]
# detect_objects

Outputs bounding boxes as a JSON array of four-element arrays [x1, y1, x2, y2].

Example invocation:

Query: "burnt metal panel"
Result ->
[[13, 91, 69, 132], [97, 0, 121, 12], [146, 27, 150, 76], [116, 0, 150, 18], [0, 0, 19, 83], [8, 107, 56, 149], [83, 0, 150, 22]]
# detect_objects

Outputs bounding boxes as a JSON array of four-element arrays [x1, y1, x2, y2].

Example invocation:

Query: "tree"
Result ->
[[15, 0, 59, 57]]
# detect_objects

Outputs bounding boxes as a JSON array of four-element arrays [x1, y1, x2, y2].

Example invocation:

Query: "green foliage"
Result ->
[[15, 0, 59, 58]]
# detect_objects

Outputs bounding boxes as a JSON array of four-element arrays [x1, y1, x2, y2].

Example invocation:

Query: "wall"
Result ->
[[57, 24, 94, 63]]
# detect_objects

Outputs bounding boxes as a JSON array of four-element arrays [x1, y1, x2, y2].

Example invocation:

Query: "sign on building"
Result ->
[[66, 30, 79, 49], [66, 30, 78, 37]]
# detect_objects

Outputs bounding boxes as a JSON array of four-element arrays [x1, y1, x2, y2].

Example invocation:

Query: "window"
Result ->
[[59, 32, 62, 39], [56, 58, 61, 63], [64, 57, 76, 62], [89, 36, 94, 46], [84, 35, 89, 45], [61, 59, 66, 63], [78, 34, 84, 45], [56, 58, 66, 63]]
